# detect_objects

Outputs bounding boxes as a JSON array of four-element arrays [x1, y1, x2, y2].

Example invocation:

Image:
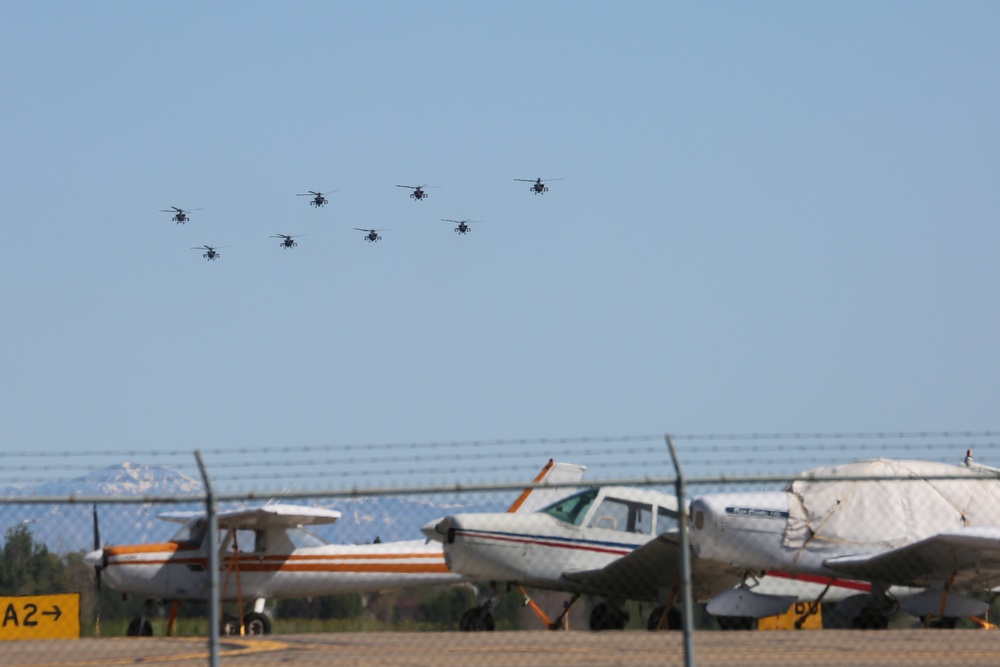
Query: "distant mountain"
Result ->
[[0, 463, 506, 554]]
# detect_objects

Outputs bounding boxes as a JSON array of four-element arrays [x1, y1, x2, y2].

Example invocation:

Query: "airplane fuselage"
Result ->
[[100, 539, 460, 602]]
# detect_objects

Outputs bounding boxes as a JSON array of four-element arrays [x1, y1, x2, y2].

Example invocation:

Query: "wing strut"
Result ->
[[221, 530, 247, 635]]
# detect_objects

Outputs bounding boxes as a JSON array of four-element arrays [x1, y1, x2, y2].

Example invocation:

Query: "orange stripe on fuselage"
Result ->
[[236, 562, 451, 574], [104, 542, 198, 556]]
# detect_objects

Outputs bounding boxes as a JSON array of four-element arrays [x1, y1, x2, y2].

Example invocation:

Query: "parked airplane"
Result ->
[[84, 460, 585, 636], [689, 454, 1000, 629], [423, 484, 885, 631]]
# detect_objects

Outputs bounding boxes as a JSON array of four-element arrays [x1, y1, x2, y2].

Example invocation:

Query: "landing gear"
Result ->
[[716, 615, 756, 630], [589, 602, 630, 631], [126, 617, 153, 636], [459, 607, 495, 631], [127, 600, 156, 636], [220, 612, 272, 635], [243, 612, 272, 635], [851, 606, 890, 630], [221, 615, 241, 636], [647, 606, 681, 631]]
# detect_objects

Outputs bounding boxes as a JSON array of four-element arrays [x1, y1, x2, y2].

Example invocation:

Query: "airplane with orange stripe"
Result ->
[[84, 460, 585, 636]]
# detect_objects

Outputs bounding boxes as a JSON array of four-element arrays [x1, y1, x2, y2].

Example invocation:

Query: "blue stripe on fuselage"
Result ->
[[454, 528, 635, 555]]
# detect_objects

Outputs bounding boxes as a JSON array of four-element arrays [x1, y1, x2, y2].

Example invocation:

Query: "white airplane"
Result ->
[[423, 483, 893, 631], [689, 454, 1000, 629], [84, 460, 585, 636], [423, 485, 727, 630]]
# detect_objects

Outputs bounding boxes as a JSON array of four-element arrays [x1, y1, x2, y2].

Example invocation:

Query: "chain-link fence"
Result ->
[[3, 432, 1000, 666]]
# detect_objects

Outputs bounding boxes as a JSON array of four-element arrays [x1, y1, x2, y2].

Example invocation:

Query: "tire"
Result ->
[[459, 608, 494, 632], [221, 615, 241, 636], [127, 618, 153, 637], [590, 603, 629, 631], [647, 606, 682, 631], [243, 612, 272, 635], [716, 615, 756, 630], [851, 607, 889, 630]]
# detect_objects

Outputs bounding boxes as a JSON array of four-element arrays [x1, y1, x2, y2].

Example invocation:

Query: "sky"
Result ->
[[2, 2, 999, 489]]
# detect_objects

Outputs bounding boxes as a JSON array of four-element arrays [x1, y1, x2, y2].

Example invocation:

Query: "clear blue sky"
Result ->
[[2, 2, 998, 483]]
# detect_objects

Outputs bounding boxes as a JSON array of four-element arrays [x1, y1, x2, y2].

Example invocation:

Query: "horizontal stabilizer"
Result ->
[[707, 587, 797, 619], [900, 590, 988, 618]]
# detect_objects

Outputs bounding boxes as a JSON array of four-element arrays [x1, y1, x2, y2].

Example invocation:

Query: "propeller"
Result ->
[[91, 504, 103, 636]]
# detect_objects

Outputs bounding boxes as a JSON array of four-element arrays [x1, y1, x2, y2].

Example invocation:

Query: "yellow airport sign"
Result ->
[[0, 593, 80, 640]]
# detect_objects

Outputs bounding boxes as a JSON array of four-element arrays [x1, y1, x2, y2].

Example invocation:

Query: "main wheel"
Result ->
[[243, 612, 272, 635], [647, 606, 681, 631], [221, 615, 241, 636], [589, 603, 629, 631], [851, 607, 889, 630], [127, 618, 153, 637], [716, 615, 756, 630], [459, 608, 494, 631]]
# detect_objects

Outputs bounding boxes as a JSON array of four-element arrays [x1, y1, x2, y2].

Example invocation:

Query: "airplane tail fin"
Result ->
[[506, 459, 587, 514]]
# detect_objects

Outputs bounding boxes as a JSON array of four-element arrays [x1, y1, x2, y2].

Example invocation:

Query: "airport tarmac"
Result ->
[[4, 630, 999, 667]]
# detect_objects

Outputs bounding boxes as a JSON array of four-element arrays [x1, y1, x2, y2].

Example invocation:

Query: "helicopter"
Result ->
[[191, 245, 228, 261], [296, 190, 338, 207], [354, 228, 387, 243], [442, 219, 480, 235], [396, 184, 439, 201], [514, 177, 562, 194], [161, 207, 202, 223], [270, 234, 305, 249]]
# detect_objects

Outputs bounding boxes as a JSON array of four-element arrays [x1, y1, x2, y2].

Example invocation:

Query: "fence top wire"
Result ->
[[1, 431, 997, 498]]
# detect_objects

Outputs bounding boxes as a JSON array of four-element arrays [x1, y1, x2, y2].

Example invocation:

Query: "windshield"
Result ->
[[169, 519, 207, 546], [540, 488, 600, 526], [287, 527, 329, 548]]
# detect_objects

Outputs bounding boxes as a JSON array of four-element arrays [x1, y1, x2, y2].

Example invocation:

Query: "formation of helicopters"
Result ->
[[161, 178, 561, 260]]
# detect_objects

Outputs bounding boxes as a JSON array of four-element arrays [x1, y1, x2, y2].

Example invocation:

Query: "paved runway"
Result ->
[[5, 630, 999, 667]]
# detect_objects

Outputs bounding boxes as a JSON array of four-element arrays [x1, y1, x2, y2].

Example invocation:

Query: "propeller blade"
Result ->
[[92, 504, 100, 552]]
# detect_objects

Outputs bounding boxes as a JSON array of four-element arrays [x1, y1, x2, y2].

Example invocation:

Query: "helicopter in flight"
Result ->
[[297, 190, 337, 207], [161, 207, 202, 223], [442, 219, 480, 235], [515, 177, 562, 194], [396, 184, 439, 201], [354, 228, 387, 243], [192, 245, 228, 261], [271, 234, 305, 249]]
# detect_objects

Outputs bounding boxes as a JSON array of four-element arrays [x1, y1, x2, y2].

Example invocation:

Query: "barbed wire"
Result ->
[[1, 432, 998, 492], [3, 430, 994, 460]]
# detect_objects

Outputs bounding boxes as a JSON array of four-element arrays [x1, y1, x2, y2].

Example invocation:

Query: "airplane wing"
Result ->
[[158, 504, 341, 529], [560, 533, 740, 601], [823, 527, 1000, 589]]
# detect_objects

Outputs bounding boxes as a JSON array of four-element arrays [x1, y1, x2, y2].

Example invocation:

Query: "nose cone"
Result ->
[[84, 548, 104, 568], [421, 517, 452, 543]]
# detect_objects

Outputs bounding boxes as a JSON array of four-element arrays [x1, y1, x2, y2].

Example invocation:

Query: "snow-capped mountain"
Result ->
[[0, 463, 506, 553]]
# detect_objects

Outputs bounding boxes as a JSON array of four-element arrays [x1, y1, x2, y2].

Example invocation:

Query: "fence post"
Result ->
[[666, 434, 695, 667], [195, 451, 219, 667]]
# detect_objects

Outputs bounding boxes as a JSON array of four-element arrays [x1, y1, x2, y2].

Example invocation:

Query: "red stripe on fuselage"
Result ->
[[764, 570, 871, 593], [455, 530, 631, 557]]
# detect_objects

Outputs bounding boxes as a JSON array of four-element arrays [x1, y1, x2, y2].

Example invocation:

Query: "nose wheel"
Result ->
[[459, 607, 495, 631]]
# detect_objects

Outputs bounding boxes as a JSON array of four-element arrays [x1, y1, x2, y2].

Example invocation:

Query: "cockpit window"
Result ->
[[540, 488, 600, 526], [287, 527, 329, 549], [169, 519, 207, 546], [587, 498, 653, 534]]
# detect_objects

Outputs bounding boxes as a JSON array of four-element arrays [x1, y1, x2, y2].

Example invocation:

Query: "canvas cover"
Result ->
[[783, 459, 1000, 554]]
